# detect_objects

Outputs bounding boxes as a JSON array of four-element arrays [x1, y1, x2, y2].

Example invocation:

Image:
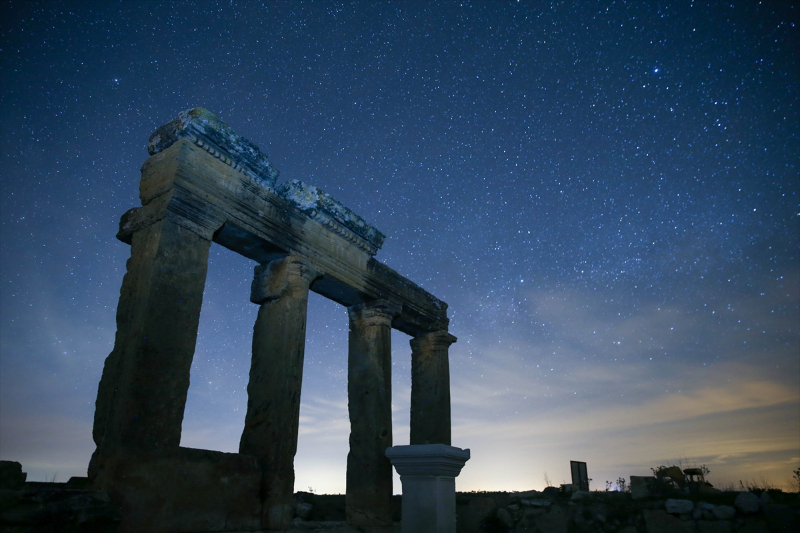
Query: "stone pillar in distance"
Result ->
[[385, 444, 470, 533], [239, 254, 321, 531], [346, 300, 402, 528], [410, 331, 457, 445], [91, 218, 211, 462]]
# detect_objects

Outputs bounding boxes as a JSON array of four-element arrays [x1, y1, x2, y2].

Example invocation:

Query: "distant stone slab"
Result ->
[[280, 179, 386, 254], [148, 107, 280, 188]]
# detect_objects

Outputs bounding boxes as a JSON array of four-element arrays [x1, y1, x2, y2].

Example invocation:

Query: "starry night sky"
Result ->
[[1, 1, 798, 493]]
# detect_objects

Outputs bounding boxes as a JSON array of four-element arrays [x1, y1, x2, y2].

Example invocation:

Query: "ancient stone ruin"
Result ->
[[88, 108, 466, 532]]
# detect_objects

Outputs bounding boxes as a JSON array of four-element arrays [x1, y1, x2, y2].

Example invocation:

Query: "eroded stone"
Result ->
[[410, 331, 456, 446], [346, 300, 401, 528]]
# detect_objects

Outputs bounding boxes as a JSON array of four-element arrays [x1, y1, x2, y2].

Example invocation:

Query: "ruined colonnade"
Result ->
[[88, 108, 462, 532]]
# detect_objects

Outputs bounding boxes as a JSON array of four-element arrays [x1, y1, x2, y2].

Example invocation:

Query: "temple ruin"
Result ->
[[89, 108, 467, 532]]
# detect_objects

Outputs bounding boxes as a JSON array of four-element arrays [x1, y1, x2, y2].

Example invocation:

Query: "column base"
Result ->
[[385, 444, 470, 533]]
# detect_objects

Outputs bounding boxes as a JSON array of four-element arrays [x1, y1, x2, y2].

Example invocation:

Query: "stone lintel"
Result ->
[[279, 179, 386, 253], [148, 107, 279, 188], [117, 139, 449, 336], [385, 444, 470, 478]]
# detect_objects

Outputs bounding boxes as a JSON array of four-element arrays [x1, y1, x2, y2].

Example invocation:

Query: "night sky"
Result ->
[[1, 1, 798, 494]]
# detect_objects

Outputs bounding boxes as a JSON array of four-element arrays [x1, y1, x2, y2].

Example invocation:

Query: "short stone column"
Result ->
[[91, 218, 212, 460], [410, 331, 457, 445], [385, 444, 470, 533], [346, 300, 402, 528], [239, 255, 321, 530]]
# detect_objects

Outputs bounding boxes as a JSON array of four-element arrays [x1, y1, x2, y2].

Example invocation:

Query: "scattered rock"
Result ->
[[712, 505, 736, 520], [460, 496, 496, 532], [642, 509, 695, 533], [736, 517, 770, 533], [665, 498, 694, 514], [518, 504, 568, 533], [496, 507, 514, 527], [697, 520, 733, 533], [296, 502, 313, 519], [0, 485, 120, 531], [542, 486, 560, 498], [525, 498, 552, 507], [735, 492, 760, 514]]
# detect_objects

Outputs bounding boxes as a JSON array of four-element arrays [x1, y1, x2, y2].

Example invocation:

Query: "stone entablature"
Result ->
[[118, 111, 448, 336], [90, 108, 459, 532]]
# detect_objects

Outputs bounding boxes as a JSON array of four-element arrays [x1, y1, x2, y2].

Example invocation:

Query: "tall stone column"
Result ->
[[410, 331, 457, 445], [239, 255, 321, 531], [91, 217, 211, 461], [346, 300, 401, 528]]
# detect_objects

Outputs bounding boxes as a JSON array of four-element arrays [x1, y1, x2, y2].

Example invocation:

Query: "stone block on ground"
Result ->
[[735, 492, 760, 514], [91, 447, 262, 532], [456, 497, 496, 533], [712, 505, 735, 520], [542, 486, 560, 498], [516, 504, 568, 533], [630, 476, 654, 500], [296, 502, 313, 519], [0, 461, 27, 490], [665, 498, 694, 514]]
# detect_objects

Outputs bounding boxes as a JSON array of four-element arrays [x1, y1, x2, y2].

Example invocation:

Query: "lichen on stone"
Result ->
[[278, 179, 386, 251], [148, 108, 279, 188]]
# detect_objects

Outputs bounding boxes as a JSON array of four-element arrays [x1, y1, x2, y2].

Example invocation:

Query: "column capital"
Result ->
[[251, 254, 321, 304], [348, 300, 402, 328], [410, 330, 457, 351]]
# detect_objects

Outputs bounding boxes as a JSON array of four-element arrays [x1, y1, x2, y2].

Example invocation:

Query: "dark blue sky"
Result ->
[[1, 1, 797, 492]]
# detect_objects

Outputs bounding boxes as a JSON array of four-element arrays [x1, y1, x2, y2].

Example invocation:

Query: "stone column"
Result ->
[[91, 217, 211, 459], [409, 331, 457, 445], [346, 300, 401, 528], [239, 255, 321, 531], [385, 444, 470, 533]]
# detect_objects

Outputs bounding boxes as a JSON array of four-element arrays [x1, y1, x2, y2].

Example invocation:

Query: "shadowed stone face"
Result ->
[[147, 107, 280, 188], [92, 218, 211, 456], [240, 255, 321, 530], [346, 300, 401, 528], [91, 109, 456, 533], [410, 331, 457, 446]]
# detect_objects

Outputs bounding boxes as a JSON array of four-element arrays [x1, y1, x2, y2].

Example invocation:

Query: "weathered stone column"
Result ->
[[410, 331, 457, 445], [239, 255, 321, 531], [91, 217, 211, 459], [346, 300, 401, 528]]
